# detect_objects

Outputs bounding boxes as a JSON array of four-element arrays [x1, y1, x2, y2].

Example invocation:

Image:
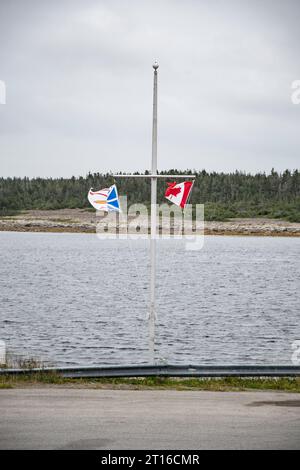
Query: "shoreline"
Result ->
[[1, 226, 300, 237], [1, 209, 300, 237]]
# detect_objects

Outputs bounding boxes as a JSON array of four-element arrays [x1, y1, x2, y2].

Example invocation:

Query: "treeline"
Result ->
[[0, 169, 299, 222]]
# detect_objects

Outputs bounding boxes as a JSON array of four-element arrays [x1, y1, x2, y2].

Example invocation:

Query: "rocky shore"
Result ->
[[0, 209, 300, 236]]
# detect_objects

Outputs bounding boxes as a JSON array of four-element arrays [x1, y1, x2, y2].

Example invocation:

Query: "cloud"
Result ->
[[0, 0, 299, 177]]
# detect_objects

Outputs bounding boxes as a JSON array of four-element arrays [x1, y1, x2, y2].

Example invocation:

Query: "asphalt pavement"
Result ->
[[0, 388, 299, 449]]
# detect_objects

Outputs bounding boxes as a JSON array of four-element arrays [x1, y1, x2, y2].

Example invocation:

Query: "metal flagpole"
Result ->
[[113, 62, 195, 364], [149, 61, 159, 364]]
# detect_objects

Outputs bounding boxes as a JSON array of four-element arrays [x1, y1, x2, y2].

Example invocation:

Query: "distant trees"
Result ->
[[0, 169, 299, 222]]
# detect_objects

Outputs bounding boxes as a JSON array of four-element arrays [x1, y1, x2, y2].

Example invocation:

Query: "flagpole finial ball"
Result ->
[[153, 61, 159, 70]]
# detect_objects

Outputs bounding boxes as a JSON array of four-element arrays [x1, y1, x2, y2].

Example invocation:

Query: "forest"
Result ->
[[0, 169, 299, 222]]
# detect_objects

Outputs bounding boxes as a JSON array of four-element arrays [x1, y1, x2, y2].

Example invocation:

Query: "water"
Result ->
[[0, 231, 299, 366]]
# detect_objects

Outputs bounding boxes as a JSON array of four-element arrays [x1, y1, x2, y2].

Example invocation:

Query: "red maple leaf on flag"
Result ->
[[165, 182, 182, 198]]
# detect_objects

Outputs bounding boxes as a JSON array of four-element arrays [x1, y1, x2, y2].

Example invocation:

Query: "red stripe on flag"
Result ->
[[180, 181, 193, 208]]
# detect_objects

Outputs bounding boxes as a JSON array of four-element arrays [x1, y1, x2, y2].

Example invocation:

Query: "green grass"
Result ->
[[0, 382, 14, 389], [203, 201, 300, 223], [48, 218, 79, 224], [1, 374, 300, 392]]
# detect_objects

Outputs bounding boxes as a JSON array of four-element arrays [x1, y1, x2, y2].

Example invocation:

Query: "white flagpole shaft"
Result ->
[[150, 61, 158, 363]]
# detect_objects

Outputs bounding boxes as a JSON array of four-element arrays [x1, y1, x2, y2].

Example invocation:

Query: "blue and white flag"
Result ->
[[88, 184, 121, 212]]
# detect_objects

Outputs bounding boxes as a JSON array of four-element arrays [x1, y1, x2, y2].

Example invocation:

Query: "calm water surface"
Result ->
[[0, 232, 299, 366]]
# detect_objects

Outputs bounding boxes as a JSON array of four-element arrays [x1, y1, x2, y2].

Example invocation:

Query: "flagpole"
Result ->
[[112, 62, 195, 364], [150, 61, 158, 364]]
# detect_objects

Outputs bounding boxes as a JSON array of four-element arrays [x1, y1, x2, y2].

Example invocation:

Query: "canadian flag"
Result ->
[[165, 181, 194, 209]]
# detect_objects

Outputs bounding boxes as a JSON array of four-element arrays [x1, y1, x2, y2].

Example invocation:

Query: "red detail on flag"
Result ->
[[89, 190, 109, 196], [165, 181, 194, 209], [180, 181, 193, 208], [165, 182, 182, 198]]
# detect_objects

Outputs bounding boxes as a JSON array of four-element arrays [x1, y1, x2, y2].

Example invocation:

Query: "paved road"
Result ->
[[0, 388, 299, 449]]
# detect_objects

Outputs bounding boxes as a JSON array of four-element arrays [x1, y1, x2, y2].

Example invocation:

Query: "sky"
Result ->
[[0, 0, 299, 178]]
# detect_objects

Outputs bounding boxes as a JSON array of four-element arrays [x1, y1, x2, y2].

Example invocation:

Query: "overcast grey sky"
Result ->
[[0, 0, 299, 177]]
